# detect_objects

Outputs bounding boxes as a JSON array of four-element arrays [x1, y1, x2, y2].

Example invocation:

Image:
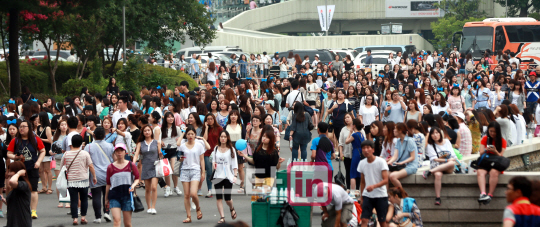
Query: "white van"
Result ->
[[176, 46, 242, 59]]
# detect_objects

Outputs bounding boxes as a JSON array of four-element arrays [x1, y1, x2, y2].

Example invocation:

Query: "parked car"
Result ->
[[32, 50, 71, 59], [176, 46, 242, 59], [354, 45, 416, 56], [278, 49, 337, 66]]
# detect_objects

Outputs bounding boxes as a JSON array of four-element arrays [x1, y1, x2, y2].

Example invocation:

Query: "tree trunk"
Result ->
[[106, 44, 121, 76], [519, 6, 529, 17], [78, 57, 89, 80], [8, 9, 20, 97]]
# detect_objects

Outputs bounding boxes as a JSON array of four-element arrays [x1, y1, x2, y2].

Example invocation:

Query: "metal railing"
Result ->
[[152, 62, 288, 81]]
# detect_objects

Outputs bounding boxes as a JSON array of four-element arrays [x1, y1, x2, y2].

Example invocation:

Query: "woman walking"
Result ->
[[178, 127, 210, 223], [33, 112, 53, 195], [201, 113, 223, 198], [212, 131, 239, 224], [6, 162, 32, 227], [61, 135, 97, 225], [160, 112, 182, 197], [289, 102, 312, 160], [132, 125, 162, 214], [6, 120, 47, 219], [105, 143, 140, 227]]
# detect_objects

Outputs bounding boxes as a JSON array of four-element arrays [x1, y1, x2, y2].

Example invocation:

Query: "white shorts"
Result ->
[[42, 156, 52, 162], [180, 169, 201, 182]]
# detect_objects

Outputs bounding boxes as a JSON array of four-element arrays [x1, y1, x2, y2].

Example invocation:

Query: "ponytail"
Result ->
[[388, 187, 408, 198]]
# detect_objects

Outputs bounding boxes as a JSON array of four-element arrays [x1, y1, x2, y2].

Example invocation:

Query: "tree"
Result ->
[[495, 0, 540, 17], [430, 0, 486, 52], [99, 0, 216, 76]]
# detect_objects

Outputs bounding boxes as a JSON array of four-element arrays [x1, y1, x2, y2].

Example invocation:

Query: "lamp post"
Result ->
[[123, 4, 126, 66]]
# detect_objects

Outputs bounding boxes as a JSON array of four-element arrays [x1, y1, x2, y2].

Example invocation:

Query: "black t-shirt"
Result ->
[[7, 181, 32, 227], [281, 86, 291, 108], [130, 128, 140, 142], [37, 126, 51, 156], [344, 61, 354, 71], [51, 114, 62, 132], [107, 86, 119, 95], [253, 148, 279, 178], [20, 93, 34, 103], [445, 126, 457, 145]]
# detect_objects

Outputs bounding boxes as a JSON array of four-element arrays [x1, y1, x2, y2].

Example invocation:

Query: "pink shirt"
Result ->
[[250, 1, 257, 9]]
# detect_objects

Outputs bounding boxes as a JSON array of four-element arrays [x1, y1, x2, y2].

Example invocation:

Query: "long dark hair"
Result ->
[[138, 125, 154, 143], [256, 127, 276, 154], [203, 113, 221, 134], [227, 110, 241, 125], [293, 102, 305, 122], [188, 112, 203, 128], [15, 120, 38, 152], [217, 131, 235, 158], [486, 121, 503, 152], [427, 127, 444, 145], [161, 112, 178, 138], [383, 121, 395, 146], [38, 111, 51, 129], [142, 95, 152, 113], [7, 161, 32, 192]]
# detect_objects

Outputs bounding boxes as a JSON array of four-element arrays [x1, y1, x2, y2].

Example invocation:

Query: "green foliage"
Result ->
[[431, 0, 486, 52], [61, 77, 108, 97], [494, 0, 540, 17], [89, 52, 103, 83], [431, 16, 485, 52], [530, 12, 540, 21], [0, 60, 49, 94]]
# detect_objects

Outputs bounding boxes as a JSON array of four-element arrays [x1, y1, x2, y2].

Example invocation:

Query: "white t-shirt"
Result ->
[[357, 157, 389, 198], [328, 184, 354, 211], [63, 131, 80, 151], [286, 90, 304, 107], [359, 105, 379, 126], [212, 147, 239, 183], [306, 83, 319, 101], [206, 68, 218, 82], [425, 139, 457, 162], [179, 142, 205, 170]]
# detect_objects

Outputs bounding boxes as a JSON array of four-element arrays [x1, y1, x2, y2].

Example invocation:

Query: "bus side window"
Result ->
[[495, 26, 506, 53]]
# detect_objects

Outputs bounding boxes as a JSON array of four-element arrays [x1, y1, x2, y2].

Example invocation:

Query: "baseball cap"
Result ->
[[315, 54, 319, 58], [454, 112, 466, 121], [114, 143, 127, 151], [530, 71, 537, 77]]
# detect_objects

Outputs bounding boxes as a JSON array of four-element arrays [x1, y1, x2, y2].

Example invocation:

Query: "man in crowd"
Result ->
[[111, 96, 133, 128], [503, 176, 540, 227], [311, 122, 335, 173]]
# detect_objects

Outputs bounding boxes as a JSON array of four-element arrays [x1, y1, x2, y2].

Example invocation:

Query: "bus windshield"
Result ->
[[460, 27, 493, 58]]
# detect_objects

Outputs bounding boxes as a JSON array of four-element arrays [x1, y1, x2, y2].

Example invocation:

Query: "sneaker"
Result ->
[[280, 131, 285, 135], [151, 208, 157, 215], [93, 218, 102, 224], [435, 198, 441, 205], [174, 187, 182, 196], [103, 213, 112, 222], [0, 210, 4, 218], [88, 192, 93, 199], [478, 193, 490, 202], [197, 189, 203, 196], [147, 209, 152, 214], [31, 210, 38, 219], [422, 170, 431, 179], [205, 191, 213, 198], [164, 186, 171, 198], [190, 198, 196, 210]]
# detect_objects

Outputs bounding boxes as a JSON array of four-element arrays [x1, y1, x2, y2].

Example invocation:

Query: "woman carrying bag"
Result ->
[[386, 187, 423, 227], [422, 127, 458, 205], [105, 143, 140, 227], [212, 131, 239, 224], [61, 135, 97, 225], [289, 102, 312, 161], [132, 125, 162, 214]]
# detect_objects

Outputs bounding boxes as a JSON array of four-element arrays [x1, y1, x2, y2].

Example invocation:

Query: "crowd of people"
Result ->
[[1, 47, 540, 226]]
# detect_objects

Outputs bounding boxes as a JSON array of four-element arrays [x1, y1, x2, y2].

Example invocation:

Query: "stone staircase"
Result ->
[[400, 172, 540, 227]]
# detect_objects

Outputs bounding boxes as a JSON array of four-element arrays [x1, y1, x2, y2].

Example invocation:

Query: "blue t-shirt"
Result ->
[[394, 136, 418, 169], [310, 135, 333, 171], [525, 80, 540, 102], [190, 58, 199, 74]]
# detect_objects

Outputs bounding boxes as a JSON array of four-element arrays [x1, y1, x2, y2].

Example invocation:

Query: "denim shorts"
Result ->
[[180, 169, 201, 182], [109, 196, 133, 211]]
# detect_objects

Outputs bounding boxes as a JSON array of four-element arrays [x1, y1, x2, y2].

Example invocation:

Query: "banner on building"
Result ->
[[317, 5, 336, 31], [385, 0, 442, 18]]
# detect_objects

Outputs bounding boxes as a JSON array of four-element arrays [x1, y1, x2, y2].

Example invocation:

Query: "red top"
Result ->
[[204, 126, 223, 156], [480, 136, 507, 154]]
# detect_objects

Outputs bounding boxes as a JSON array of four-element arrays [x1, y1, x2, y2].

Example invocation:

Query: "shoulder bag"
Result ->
[[129, 162, 145, 212], [334, 157, 346, 188], [389, 139, 408, 172], [95, 143, 113, 163]]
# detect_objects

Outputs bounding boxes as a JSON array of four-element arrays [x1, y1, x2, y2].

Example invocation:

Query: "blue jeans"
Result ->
[[109, 196, 133, 211], [204, 156, 213, 191], [292, 142, 308, 160]]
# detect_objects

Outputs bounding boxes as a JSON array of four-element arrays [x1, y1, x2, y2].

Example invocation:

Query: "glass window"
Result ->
[[365, 47, 402, 53], [460, 27, 493, 57], [505, 25, 540, 43]]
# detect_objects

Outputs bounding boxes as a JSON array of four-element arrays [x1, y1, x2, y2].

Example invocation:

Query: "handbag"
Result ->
[[129, 162, 145, 213], [389, 140, 408, 172], [471, 152, 510, 172], [334, 157, 347, 188], [284, 125, 291, 141], [293, 91, 314, 116], [429, 143, 451, 169], [397, 200, 414, 227]]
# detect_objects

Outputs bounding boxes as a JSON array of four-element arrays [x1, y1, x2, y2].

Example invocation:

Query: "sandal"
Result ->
[[230, 207, 237, 220], [183, 216, 192, 223], [58, 203, 64, 208], [47, 189, 53, 194], [196, 207, 203, 220], [81, 218, 88, 225], [38, 188, 48, 194], [218, 217, 225, 224], [72, 220, 78, 226], [66, 204, 71, 208]]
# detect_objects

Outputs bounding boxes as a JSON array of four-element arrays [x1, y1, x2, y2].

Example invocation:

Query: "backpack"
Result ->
[[465, 59, 475, 72]]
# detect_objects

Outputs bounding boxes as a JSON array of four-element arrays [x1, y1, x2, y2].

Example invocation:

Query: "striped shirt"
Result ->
[[61, 150, 93, 187], [106, 162, 139, 201]]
